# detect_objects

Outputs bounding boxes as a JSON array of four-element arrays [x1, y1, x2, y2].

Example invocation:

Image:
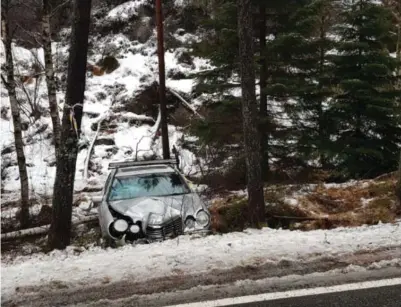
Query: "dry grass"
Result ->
[[299, 176, 398, 228], [209, 173, 399, 233], [210, 195, 248, 233]]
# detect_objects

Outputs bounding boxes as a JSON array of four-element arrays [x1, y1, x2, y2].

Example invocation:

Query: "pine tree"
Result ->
[[397, 150, 401, 211], [259, 0, 313, 172], [330, 0, 401, 179], [190, 0, 247, 174], [257, 0, 312, 177], [284, 0, 339, 170], [192, 0, 313, 179], [382, 0, 401, 209]]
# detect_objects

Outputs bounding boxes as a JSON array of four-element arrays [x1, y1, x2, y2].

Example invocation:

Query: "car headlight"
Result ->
[[129, 224, 141, 234], [196, 210, 210, 227], [185, 217, 195, 229], [112, 219, 129, 233], [148, 213, 164, 226]]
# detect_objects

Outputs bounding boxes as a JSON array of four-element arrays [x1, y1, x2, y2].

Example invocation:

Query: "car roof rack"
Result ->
[[108, 159, 178, 170]]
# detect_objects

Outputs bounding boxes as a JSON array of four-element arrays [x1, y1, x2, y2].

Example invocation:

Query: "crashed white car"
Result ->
[[93, 159, 211, 244]]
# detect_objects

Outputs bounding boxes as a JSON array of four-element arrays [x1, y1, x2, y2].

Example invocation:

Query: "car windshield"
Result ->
[[108, 172, 191, 201]]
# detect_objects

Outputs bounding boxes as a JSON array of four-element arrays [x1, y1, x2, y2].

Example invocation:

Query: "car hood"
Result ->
[[108, 193, 203, 225]]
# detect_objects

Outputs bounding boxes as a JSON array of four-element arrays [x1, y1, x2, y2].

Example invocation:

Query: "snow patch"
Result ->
[[106, 0, 148, 22], [2, 221, 400, 298]]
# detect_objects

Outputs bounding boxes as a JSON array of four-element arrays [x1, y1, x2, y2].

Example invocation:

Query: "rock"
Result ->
[[118, 82, 180, 118], [85, 112, 100, 119], [177, 51, 194, 67], [167, 69, 187, 80], [126, 17, 153, 43], [96, 55, 120, 74], [119, 82, 160, 117], [169, 104, 192, 127], [94, 138, 115, 146], [104, 146, 119, 155], [95, 91, 107, 101]]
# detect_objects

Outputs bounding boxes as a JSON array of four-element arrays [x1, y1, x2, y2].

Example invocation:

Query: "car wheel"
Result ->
[[100, 237, 116, 249]]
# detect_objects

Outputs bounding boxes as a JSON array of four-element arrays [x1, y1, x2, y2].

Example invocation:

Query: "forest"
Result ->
[[1, 0, 401, 249]]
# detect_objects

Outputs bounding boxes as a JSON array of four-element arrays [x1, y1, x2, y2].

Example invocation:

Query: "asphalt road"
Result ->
[[229, 284, 401, 307]]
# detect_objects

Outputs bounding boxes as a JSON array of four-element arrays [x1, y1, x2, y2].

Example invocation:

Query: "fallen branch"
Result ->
[[373, 171, 397, 182], [1, 215, 98, 241], [271, 215, 330, 221], [167, 88, 205, 120], [151, 106, 162, 142], [148, 106, 161, 154], [83, 112, 108, 180]]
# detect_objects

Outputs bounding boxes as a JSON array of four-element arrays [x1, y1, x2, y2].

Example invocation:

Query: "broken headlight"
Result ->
[[112, 219, 129, 233], [196, 210, 210, 227]]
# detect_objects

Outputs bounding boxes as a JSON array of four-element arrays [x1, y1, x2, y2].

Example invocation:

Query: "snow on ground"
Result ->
[[106, 0, 148, 22], [1, 2, 209, 204], [2, 221, 400, 298]]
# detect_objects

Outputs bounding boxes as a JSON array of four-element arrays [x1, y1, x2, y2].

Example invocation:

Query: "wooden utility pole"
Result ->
[[156, 0, 170, 159]]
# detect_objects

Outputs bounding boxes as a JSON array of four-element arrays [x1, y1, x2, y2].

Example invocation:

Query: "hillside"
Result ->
[[1, 0, 400, 234], [1, 2, 401, 303], [1, 0, 209, 205]]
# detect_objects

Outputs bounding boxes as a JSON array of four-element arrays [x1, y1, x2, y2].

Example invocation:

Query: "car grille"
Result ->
[[146, 216, 183, 240]]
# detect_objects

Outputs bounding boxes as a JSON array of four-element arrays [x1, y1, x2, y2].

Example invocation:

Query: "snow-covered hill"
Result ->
[[1, 0, 210, 204]]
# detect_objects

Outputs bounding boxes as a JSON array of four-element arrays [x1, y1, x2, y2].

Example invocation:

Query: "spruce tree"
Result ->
[[192, 0, 313, 178], [330, 0, 401, 179], [259, 0, 314, 172], [284, 0, 339, 170]]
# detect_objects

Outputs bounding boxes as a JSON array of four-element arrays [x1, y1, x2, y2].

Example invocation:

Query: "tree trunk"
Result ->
[[237, 0, 266, 227], [259, 3, 269, 180], [396, 150, 401, 210], [397, 10, 401, 88], [318, 13, 328, 169], [393, 2, 401, 210], [396, 15, 401, 211], [1, 1, 30, 228], [48, 0, 92, 250], [42, 0, 61, 157]]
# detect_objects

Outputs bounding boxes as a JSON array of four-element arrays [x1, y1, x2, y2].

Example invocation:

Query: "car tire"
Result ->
[[100, 237, 117, 249]]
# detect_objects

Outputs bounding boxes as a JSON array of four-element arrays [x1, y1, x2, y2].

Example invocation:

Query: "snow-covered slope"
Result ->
[[1, 0, 210, 203]]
